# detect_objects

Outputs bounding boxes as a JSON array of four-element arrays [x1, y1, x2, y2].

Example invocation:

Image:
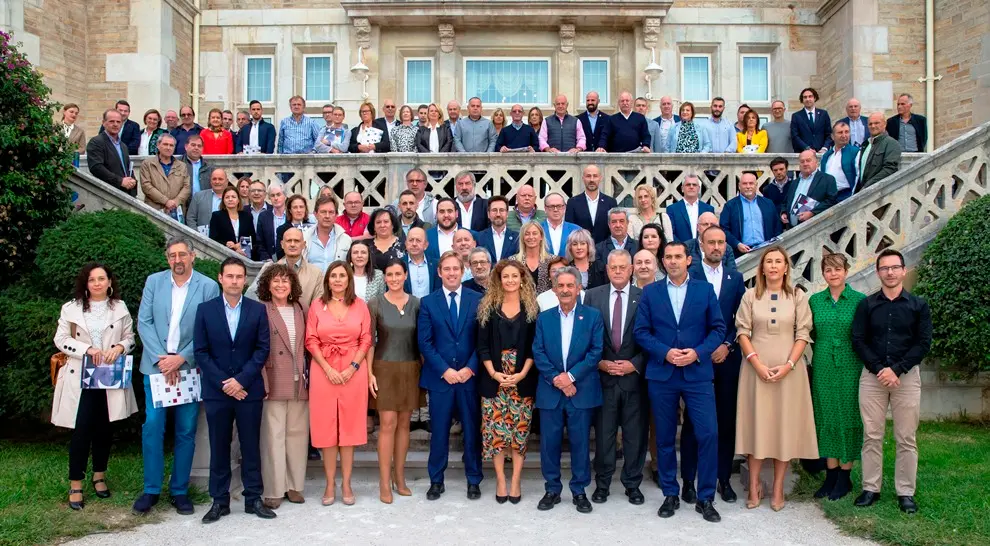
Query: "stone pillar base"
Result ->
[[190, 404, 243, 500]]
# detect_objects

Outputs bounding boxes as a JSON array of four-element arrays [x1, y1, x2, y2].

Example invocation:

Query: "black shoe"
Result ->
[[828, 469, 853, 501], [426, 483, 445, 501], [68, 488, 85, 511], [170, 494, 194, 515], [897, 495, 918, 514], [651, 469, 661, 488], [421, 420, 431, 434], [308, 447, 321, 460], [132, 493, 160, 515], [537, 492, 561, 511], [696, 500, 721, 523], [657, 495, 680, 518], [591, 487, 609, 503], [201, 503, 230, 524], [508, 495, 521, 504], [572, 494, 593, 513], [246, 499, 277, 519], [625, 487, 645, 505], [91, 478, 111, 499], [496, 494, 508, 504], [815, 468, 839, 499], [717, 481, 737, 503], [681, 482, 697, 504], [467, 484, 481, 500], [854, 490, 881, 507]]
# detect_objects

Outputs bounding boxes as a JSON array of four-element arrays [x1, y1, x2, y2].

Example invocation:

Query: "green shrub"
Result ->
[[0, 283, 64, 420], [914, 194, 990, 373], [193, 258, 221, 283], [0, 30, 74, 288]]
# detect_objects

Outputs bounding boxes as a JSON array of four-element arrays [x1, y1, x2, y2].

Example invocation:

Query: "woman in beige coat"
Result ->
[[139, 133, 190, 217], [52, 262, 138, 510]]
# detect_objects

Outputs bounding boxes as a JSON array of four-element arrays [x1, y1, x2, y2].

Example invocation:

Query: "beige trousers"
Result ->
[[260, 400, 310, 499], [858, 367, 921, 496]]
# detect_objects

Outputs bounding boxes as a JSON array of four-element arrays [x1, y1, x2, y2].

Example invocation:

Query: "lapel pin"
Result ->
[[578, 315, 584, 320]]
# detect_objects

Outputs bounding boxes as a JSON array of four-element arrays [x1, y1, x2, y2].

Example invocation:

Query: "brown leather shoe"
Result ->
[[285, 490, 305, 504], [263, 497, 282, 509]]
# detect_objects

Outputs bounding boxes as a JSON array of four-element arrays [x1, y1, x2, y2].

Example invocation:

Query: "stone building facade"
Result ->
[[2, 0, 986, 147]]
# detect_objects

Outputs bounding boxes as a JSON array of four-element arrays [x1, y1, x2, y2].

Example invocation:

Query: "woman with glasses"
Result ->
[[349, 102, 391, 154]]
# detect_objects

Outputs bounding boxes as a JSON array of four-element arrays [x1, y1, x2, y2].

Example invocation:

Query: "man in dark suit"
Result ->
[[453, 171, 489, 232], [686, 212, 737, 272], [781, 150, 839, 229], [681, 226, 747, 504], [762, 157, 793, 210], [98, 100, 141, 153], [396, 190, 428, 240], [533, 266, 604, 513], [475, 195, 518, 261], [720, 172, 783, 255], [255, 182, 288, 261], [425, 198, 459, 264], [634, 241, 726, 523], [597, 91, 651, 153], [886, 93, 927, 152], [577, 91, 609, 152], [790, 87, 833, 153], [585, 250, 648, 506], [193, 258, 276, 523], [403, 227, 440, 298], [666, 173, 715, 242], [417, 251, 484, 501], [565, 164, 618, 244], [837, 98, 870, 147], [87, 109, 137, 197], [237, 100, 277, 154], [594, 209, 639, 258], [857, 112, 903, 193]]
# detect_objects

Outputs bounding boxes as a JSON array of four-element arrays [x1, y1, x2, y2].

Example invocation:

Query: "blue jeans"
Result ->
[[142, 374, 199, 495]]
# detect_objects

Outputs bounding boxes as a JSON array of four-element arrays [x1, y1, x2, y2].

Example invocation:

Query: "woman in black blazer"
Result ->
[[209, 184, 257, 260], [416, 103, 454, 153], [349, 102, 391, 153]]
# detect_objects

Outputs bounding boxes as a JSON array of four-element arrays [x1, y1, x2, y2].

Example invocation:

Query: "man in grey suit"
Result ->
[[586, 249, 649, 506], [454, 97, 497, 152], [186, 168, 229, 233], [132, 236, 220, 516]]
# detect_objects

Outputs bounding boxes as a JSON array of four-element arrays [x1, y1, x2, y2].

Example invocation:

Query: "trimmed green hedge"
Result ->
[[915, 194, 990, 373]]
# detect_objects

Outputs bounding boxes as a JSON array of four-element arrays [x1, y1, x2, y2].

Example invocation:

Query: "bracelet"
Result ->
[[350, 361, 360, 370], [786, 359, 796, 370], [745, 352, 758, 362]]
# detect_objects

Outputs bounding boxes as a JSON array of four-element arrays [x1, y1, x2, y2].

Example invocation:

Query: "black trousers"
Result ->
[[206, 398, 263, 506], [681, 365, 739, 485], [69, 390, 112, 480], [593, 383, 649, 490]]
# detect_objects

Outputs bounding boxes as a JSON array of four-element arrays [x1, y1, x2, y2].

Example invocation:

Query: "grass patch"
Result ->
[[0, 441, 207, 545], [792, 420, 990, 546]]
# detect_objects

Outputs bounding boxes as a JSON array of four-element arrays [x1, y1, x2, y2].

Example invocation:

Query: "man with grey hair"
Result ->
[[838, 98, 869, 147], [542, 192, 581, 257], [666, 173, 715, 242], [391, 167, 437, 225], [463, 247, 492, 294], [886, 93, 927, 152], [595, 208, 638, 258], [653, 96, 679, 152], [132, 236, 220, 516], [87, 108, 137, 196], [454, 170, 489, 231], [763, 100, 792, 154], [139, 132, 189, 217], [453, 97, 497, 152], [256, 181, 289, 261], [858, 112, 903, 192]]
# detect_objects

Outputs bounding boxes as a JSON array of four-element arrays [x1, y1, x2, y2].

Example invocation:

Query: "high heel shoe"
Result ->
[[746, 483, 764, 509], [379, 484, 393, 505], [92, 478, 111, 499], [342, 486, 356, 506], [391, 471, 412, 496], [495, 493, 508, 504], [508, 495, 521, 504], [322, 484, 336, 506], [771, 494, 786, 512], [68, 488, 85, 510]]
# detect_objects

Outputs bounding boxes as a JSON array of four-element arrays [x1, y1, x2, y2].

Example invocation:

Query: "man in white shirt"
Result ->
[[245, 181, 270, 229], [542, 193, 580, 257], [821, 121, 860, 201], [454, 171, 489, 232], [303, 195, 352, 273], [426, 197, 459, 263], [654, 96, 678, 152]]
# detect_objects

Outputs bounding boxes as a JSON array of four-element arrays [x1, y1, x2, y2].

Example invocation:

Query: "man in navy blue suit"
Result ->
[[565, 165, 618, 244], [255, 182, 288, 261], [790, 87, 833, 153], [577, 91, 609, 152], [719, 172, 783, 255], [194, 258, 276, 523], [474, 195, 518, 261], [634, 241, 725, 523], [417, 251, 484, 501], [680, 226, 747, 504], [666, 173, 715, 242], [533, 266, 604, 513], [236, 100, 277, 154], [403, 227, 440, 298]]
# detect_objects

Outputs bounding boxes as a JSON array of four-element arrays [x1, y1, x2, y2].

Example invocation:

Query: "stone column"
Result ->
[[436, 23, 456, 105]]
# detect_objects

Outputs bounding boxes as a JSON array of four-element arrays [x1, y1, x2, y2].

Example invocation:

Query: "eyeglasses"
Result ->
[[469, 260, 490, 267], [180, 113, 193, 117], [878, 265, 904, 273], [545, 204, 564, 210], [384, 105, 396, 109]]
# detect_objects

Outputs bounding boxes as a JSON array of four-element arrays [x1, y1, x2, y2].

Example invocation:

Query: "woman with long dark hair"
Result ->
[[347, 240, 385, 302], [368, 208, 405, 271], [637, 223, 668, 281], [209, 184, 257, 259]]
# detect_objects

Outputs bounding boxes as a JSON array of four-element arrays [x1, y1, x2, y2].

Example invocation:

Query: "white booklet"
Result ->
[[149, 369, 202, 408]]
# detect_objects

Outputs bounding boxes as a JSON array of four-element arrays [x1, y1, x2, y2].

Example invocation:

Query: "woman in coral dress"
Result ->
[[306, 261, 372, 506]]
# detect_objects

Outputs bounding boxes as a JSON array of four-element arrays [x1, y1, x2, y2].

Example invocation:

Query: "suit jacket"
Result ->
[[790, 108, 833, 152], [838, 116, 870, 147], [425, 226, 459, 264], [856, 134, 902, 192], [820, 144, 861, 198], [63, 124, 87, 152], [180, 156, 212, 197], [666, 199, 715, 242], [540, 220, 581, 257], [532, 304, 604, 409], [86, 132, 135, 196], [583, 284, 645, 392], [594, 237, 639, 261], [885, 114, 927, 152], [685, 237, 737, 272], [417, 287, 482, 392], [137, 270, 220, 375], [687, 262, 746, 377], [139, 157, 190, 211], [100, 119, 141, 153], [255, 208, 287, 261], [780, 171, 839, 222], [260, 300, 309, 400], [475, 227, 519, 262], [235, 119, 276, 154], [565, 192, 619, 244], [457, 197, 490, 232], [348, 119, 392, 153], [209, 209, 258, 260], [577, 111, 609, 152], [633, 278, 726, 383], [416, 123, 455, 153], [186, 189, 220, 229], [403, 255, 441, 295], [719, 195, 783, 250], [194, 296, 271, 401]]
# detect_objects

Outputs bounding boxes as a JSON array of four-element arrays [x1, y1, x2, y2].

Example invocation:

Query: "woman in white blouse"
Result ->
[[628, 183, 674, 241], [347, 241, 385, 302], [416, 103, 454, 153], [52, 263, 137, 510]]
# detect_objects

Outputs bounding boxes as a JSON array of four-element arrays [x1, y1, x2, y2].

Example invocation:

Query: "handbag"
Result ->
[[50, 322, 77, 386]]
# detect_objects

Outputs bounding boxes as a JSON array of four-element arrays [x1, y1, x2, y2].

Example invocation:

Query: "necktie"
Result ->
[[611, 290, 623, 349], [808, 110, 815, 125], [448, 291, 458, 325]]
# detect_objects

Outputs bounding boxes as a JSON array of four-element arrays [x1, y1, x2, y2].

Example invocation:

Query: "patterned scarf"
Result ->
[[675, 122, 700, 153]]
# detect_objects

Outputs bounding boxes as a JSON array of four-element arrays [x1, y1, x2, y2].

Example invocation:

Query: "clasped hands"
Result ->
[[156, 354, 185, 386], [222, 377, 247, 400], [323, 364, 358, 385], [552, 373, 576, 397], [442, 368, 474, 385], [597, 359, 636, 376], [491, 371, 524, 388], [752, 360, 792, 383], [85, 345, 124, 367], [877, 367, 901, 388], [665, 348, 699, 367]]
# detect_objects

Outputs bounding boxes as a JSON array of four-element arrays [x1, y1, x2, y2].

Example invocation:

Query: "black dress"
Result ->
[[371, 237, 405, 271]]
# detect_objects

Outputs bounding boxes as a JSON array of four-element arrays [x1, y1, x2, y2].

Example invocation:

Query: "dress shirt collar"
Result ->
[[610, 283, 629, 297], [223, 294, 243, 311], [171, 274, 191, 289], [666, 276, 688, 288], [558, 304, 576, 318], [702, 261, 722, 277]]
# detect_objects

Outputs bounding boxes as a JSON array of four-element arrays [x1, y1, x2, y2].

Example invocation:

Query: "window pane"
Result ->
[[742, 56, 769, 102], [582, 60, 609, 104], [406, 60, 433, 104], [465, 59, 549, 105], [246, 57, 272, 103], [682, 57, 710, 102], [305, 57, 332, 102]]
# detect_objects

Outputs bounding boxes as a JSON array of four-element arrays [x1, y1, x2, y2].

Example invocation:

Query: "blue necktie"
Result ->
[[449, 291, 458, 326]]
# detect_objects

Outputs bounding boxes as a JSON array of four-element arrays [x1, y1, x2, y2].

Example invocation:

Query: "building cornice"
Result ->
[[340, 0, 673, 27], [816, 0, 849, 25], [165, 0, 200, 24]]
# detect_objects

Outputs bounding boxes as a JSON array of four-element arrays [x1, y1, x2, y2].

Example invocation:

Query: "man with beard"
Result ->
[[453, 171, 489, 232], [391, 167, 437, 226], [565, 165, 618, 244], [397, 190, 427, 238], [578, 91, 609, 152], [702, 97, 738, 153], [475, 195, 519, 261], [426, 197, 459, 263]]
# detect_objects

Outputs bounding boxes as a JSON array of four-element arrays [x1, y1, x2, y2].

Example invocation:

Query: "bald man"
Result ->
[[566, 165, 619, 243], [453, 229, 477, 281], [685, 212, 737, 271], [653, 96, 679, 152], [857, 112, 903, 192], [597, 92, 651, 153], [718, 173, 782, 254], [186, 167, 229, 230], [578, 91, 609, 151], [838, 98, 869, 147], [781, 150, 838, 228], [540, 94, 586, 153], [404, 226, 439, 298]]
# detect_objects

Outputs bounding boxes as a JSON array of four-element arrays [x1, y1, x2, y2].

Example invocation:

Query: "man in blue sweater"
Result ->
[[496, 104, 540, 152], [596, 92, 651, 153]]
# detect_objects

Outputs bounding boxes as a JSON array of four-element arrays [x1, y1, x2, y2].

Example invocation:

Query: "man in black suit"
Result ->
[[586, 249, 648, 506], [255, 181, 288, 261], [594, 209, 639, 259], [87, 109, 137, 197], [565, 164, 618, 244], [780, 150, 839, 229], [577, 91, 609, 152], [790, 87, 833, 153], [453, 171, 489, 232], [98, 99, 141, 153], [236, 100, 276, 154]]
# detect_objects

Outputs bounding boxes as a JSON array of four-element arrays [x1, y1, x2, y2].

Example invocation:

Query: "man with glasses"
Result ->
[[236, 100, 276, 154], [255, 182, 289, 261], [462, 248, 492, 294], [376, 99, 399, 137], [314, 105, 349, 154], [666, 173, 714, 242], [541, 193, 580, 257], [763, 100, 792, 154], [245, 181, 271, 229], [851, 249, 931, 515], [171, 106, 203, 156], [391, 168, 437, 226]]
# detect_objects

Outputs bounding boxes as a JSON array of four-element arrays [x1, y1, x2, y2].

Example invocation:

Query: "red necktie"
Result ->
[[611, 290, 623, 349]]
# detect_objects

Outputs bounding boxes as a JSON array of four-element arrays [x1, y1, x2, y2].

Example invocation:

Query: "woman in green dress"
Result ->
[[809, 252, 866, 501]]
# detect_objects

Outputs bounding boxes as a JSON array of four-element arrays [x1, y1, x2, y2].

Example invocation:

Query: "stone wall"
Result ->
[[171, 3, 194, 113], [874, 0, 926, 115], [22, 0, 89, 119], [934, 0, 990, 146]]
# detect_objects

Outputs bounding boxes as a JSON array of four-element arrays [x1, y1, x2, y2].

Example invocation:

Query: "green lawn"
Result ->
[[792, 420, 990, 546], [0, 442, 206, 546]]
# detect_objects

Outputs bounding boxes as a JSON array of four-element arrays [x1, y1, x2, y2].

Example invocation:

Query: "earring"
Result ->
[[85, 289, 90, 298], [108, 286, 114, 297]]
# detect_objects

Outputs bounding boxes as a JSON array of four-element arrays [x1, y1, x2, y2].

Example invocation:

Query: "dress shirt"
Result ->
[[271, 209, 287, 234], [704, 117, 737, 153], [211, 193, 222, 213], [491, 227, 506, 259], [249, 205, 266, 228], [825, 146, 851, 191], [804, 108, 816, 126], [848, 117, 865, 147], [278, 115, 320, 154], [657, 115, 677, 151], [166, 275, 190, 353], [108, 133, 127, 173], [701, 262, 723, 299], [454, 116, 497, 152], [461, 268, 473, 282], [609, 284, 630, 345], [546, 221, 564, 255], [189, 160, 202, 194], [851, 288, 932, 376], [558, 305, 576, 372], [665, 276, 689, 324], [307, 228, 338, 273], [740, 194, 765, 246], [408, 256, 431, 298], [249, 120, 260, 149], [458, 199, 479, 227], [585, 192, 600, 225], [586, 111, 600, 134], [609, 237, 629, 251], [139, 130, 152, 156], [223, 295, 243, 340], [789, 174, 815, 225], [684, 199, 700, 238], [437, 228, 455, 255], [898, 118, 919, 152], [428, 125, 440, 152]]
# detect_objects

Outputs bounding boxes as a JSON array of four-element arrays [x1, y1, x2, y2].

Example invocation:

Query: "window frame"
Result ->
[[579, 57, 611, 105], [462, 56, 553, 107], [243, 54, 275, 105], [302, 54, 334, 103], [680, 54, 712, 104], [740, 53, 772, 105], [404, 57, 435, 106]]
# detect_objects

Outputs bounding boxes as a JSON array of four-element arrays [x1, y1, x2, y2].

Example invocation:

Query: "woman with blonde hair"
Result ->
[[476, 260, 540, 504], [628, 184, 674, 241], [513, 221, 552, 293], [735, 246, 817, 511], [416, 103, 454, 153], [491, 108, 507, 135], [564, 228, 606, 290]]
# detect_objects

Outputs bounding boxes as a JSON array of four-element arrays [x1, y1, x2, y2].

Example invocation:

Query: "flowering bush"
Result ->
[[0, 30, 74, 288]]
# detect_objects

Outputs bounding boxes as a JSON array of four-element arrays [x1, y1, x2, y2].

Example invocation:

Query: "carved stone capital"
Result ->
[[438, 23, 455, 53], [353, 18, 371, 50], [643, 17, 662, 49], [559, 24, 575, 54]]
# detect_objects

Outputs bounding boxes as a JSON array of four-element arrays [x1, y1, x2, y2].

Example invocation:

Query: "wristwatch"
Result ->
[[350, 361, 361, 370]]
